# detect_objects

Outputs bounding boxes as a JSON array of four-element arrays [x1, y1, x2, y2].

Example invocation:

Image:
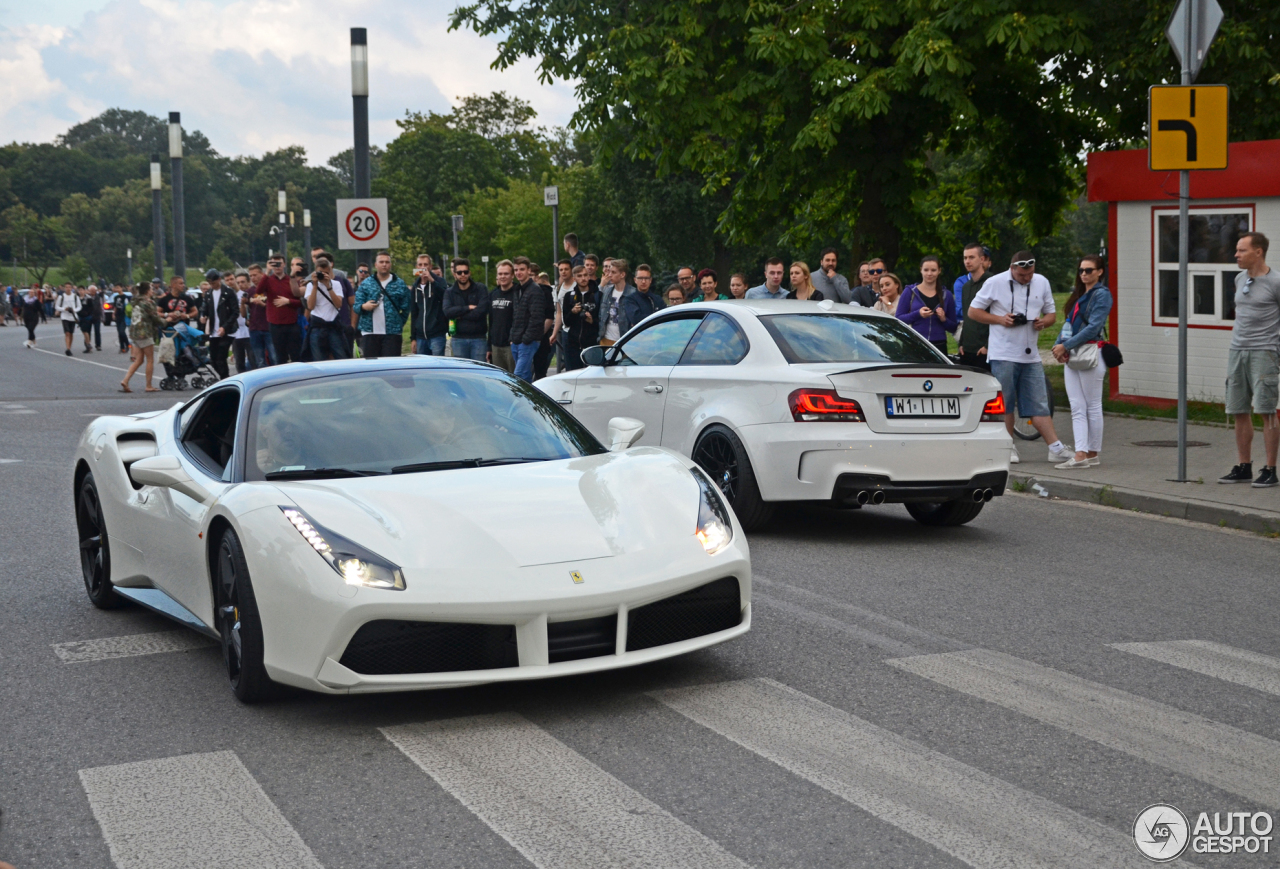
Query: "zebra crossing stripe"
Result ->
[[888, 648, 1280, 807], [652, 677, 1155, 869], [53, 630, 214, 663], [382, 713, 750, 869], [79, 750, 324, 869], [1110, 640, 1280, 697]]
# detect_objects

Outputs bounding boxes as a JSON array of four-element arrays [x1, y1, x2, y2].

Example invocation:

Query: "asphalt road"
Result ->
[[2, 318, 1278, 869]]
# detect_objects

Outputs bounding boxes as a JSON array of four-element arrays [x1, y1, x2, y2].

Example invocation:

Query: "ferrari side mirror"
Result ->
[[129, 455, 214, 504], [607, 417, 645, 451]]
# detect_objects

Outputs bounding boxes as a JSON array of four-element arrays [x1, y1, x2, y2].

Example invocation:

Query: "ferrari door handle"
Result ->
[[644, 384, 664, 394]]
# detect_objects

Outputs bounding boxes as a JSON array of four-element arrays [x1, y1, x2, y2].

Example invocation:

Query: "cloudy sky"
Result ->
[[0, 0, 578, 163]]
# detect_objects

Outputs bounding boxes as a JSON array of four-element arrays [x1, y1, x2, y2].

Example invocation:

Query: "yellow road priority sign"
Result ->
[[1149, 84, 1228, 170]]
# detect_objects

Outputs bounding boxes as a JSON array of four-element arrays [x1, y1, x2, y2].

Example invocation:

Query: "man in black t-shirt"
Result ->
[[487, 260, 517, 373]]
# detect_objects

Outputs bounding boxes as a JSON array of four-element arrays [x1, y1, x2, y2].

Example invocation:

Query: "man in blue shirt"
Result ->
[[952, 243, 992, 321], [746, 258, 787, 299]]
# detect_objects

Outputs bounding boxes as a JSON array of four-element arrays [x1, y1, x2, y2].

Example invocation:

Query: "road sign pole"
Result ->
[[551, 203, 559, 276], [1175, 0, 1195, 481]]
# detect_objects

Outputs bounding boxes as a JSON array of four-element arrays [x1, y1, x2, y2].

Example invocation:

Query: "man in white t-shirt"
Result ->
[[55, 282, 82, 356], [304, 254, 349, 361], [968, 251, 1071, 464], [551, 258, 576, 371]]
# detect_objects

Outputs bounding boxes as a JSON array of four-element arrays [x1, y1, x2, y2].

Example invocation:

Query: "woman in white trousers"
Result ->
[[1052, 256, 1113, 469]]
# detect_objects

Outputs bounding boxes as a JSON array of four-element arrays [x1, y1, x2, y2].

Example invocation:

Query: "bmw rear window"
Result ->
[[760, 314, 946, 364]]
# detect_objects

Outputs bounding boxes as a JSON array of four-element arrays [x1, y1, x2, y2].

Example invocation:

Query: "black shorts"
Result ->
[[62, 320, 78, 335]]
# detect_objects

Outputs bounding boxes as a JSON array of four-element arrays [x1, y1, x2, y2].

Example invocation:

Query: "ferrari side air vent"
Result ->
[[339, 620, 518, 675], [626, 577, 742, 652]]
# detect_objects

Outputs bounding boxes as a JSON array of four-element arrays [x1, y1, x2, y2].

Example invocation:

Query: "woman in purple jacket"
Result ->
[[896, 255, 955, 355]]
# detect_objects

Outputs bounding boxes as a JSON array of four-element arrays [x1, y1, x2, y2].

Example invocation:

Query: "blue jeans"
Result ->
[[512, 341, 540, 382], [249, 330, 275, 367], [309, 319, 349, 360], [451, 336, 488, 361], [990, 359, 1051, 417], [415, 336, 446, 356]]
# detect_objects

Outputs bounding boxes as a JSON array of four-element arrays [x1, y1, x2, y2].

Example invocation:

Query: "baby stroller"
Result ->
[[158, 325, 221, 391]]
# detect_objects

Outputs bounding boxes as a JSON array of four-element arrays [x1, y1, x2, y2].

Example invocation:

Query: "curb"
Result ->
[[1009, 473, 1280, 535]]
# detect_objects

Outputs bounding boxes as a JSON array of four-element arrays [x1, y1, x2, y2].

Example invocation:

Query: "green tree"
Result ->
[[0, 204, 70, 285], [374, 113, 507, 256], [62, 253, 91, 285]]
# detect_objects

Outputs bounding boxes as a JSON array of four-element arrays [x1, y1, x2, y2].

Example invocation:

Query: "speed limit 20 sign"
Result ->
[[336, 198, 389, 250]]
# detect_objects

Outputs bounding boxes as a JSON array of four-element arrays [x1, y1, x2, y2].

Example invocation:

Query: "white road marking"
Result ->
[[0, 458, 20, 464], [1111, 640, 1280, 697], [755, 593, 923, 658], [653, 678, 1155, 869], [79, 750, 324, 869], [53, 630, 215, 663], [888, 648, 1280, 807], [382, 713, 750, 869], [29, 343, 131, 371]]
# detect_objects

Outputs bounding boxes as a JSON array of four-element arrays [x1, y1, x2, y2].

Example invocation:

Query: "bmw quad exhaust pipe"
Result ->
[[870, 491, 886, 505], [972, 488, 995, 503], [855, 490, 870, 506]]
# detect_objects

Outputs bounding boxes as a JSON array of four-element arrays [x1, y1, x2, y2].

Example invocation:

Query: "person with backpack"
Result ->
[[897, 256, 955, 355], [55, 283, 83, 356]]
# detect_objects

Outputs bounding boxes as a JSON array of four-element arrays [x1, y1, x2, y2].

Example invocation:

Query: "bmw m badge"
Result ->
[[570, 571, 584, 584], [923, 380, 933, 392]]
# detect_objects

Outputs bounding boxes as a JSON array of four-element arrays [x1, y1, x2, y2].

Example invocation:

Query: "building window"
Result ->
[[1154, 209, 1250, 324]]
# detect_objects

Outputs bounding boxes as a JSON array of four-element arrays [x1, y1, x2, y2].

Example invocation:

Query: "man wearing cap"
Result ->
[[199, 268, 239, 380]]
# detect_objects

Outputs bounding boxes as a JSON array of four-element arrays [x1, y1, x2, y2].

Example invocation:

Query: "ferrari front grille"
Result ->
[[339, 620, 518, 675], [625, 577, 742, 652], [547, 614, 618, 663]]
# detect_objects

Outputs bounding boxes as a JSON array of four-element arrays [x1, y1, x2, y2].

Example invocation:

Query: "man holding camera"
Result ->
[[261, 255, 303, 363], [968, 251, 1072, 464], [304, 254, 350, 361], [408, 254, 448, 355]]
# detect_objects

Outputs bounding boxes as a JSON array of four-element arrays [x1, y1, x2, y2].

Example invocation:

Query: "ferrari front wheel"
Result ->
[[76, 473, 122, 609], [215, 529, 274, 703]]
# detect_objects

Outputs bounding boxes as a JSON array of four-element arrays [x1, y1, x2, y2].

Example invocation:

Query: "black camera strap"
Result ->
[[1008, 279, 1031, 319]]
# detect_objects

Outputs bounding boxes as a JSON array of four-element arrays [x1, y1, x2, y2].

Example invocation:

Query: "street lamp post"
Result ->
[[169, 112, 186, 282], [351, 28, 372, 267], [150, 154, 165, 281], [127, 248, 133, 285], [277, 188, 288, 266], [303, 209, 312, 272]]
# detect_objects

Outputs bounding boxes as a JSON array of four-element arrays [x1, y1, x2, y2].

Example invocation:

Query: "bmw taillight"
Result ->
[[789, 388, 865, 422], [981, 393, 1006, 421]]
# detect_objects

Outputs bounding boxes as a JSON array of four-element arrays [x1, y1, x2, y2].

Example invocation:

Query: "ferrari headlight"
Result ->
[[692, 469, 733, 555], [280, 507, 406, 590]]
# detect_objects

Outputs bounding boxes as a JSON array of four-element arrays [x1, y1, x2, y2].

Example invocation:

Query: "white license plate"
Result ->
[[886, 396, 960, 417]]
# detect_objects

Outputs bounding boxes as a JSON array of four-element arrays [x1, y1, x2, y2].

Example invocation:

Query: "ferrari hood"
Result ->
[[268, 448, 700, 570]]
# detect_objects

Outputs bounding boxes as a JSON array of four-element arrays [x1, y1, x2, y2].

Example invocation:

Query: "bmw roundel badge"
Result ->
[[923, 380, 933, 392]]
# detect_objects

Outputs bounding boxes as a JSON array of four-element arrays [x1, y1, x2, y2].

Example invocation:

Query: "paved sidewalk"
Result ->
[[1010, 411, 1280, 534]]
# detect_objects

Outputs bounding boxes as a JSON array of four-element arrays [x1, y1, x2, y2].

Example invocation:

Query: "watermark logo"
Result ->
[[1134, 804, 1190, 862]]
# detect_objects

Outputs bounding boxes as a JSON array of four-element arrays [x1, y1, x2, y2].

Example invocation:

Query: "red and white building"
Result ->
[[1086, 139, 1280, 403]]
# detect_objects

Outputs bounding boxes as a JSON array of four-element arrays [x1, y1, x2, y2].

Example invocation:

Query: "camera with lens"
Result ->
[[1009, 313, 1028, 326]]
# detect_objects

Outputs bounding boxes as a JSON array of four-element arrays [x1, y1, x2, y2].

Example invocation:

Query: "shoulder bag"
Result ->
[[1065, 295, 1099, 371]]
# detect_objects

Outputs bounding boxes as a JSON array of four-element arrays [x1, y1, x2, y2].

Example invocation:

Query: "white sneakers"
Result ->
[[22, 340, 33, 348], [1047, 443, 1074, 463], [1010, 445, 1020, 464], [1054, 454, 1101, 470]]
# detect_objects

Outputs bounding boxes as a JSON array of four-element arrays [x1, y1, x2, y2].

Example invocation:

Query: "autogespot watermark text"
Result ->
[[1134, 804, 1274, 861]]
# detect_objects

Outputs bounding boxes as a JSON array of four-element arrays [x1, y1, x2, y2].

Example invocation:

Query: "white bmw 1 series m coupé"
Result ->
[[537, 299, 1013, 529], [72, 358, 750, 702]]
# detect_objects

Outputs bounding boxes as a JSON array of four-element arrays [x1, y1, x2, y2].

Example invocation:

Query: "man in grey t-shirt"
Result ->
[[1220, 232, 1280, 487], [811, 248, 851, 303]]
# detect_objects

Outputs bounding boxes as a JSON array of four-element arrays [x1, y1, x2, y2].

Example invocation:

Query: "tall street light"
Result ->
[[169, 112, 186, 281], [277, 187, 288, 266], [303, 209, 312, 271], [150, 153, 165, 281], [351, 27, 372, 267]]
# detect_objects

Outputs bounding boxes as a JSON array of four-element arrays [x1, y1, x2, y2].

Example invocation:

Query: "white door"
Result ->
[[662, 312, 754, 455], [570, 315, 704, 446]]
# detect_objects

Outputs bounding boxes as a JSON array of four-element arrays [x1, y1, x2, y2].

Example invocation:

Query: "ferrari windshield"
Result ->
[[245, 368, 606, 480], [760, 314, 947, 364]]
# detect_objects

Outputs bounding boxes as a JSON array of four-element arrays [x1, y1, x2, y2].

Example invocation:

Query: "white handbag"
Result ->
[[1066, 340, 1099, 370]]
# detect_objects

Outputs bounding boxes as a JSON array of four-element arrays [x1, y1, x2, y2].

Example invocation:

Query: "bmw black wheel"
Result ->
[[76, 473, 122, 609], [692, 424, 772, 531], [215, 529, 274, 703]]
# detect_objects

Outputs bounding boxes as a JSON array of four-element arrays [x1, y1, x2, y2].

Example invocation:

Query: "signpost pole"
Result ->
[[551, 203, 559, 276], [1175, 2, 1195, 482]]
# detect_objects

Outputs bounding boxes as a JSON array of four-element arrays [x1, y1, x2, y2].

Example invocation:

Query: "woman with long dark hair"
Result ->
[[120, 282, 165, 392], [897, 255, 954, 355], [1051, 255, 1113, 468]]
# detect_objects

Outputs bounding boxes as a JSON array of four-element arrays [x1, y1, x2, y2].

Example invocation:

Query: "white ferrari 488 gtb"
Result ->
[[537, 299, 1012, 530], [72, 358, 750, 701]]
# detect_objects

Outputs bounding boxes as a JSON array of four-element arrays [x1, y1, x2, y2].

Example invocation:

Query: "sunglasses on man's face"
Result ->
[[455, 269, 470, 275], [868, 268, 884, 275], [1012, 259, 1036, 268]]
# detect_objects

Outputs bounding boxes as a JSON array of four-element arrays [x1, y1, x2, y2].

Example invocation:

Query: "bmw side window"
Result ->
[[180, 388, 240, 480], [614, 316, 703, 366], [679, 313, 749, 365]]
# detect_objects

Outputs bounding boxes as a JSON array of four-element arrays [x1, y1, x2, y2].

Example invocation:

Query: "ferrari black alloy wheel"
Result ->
[[76, 473, 121, 609], [691, 424, 772, 531], [215, 529, 274, 703]]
